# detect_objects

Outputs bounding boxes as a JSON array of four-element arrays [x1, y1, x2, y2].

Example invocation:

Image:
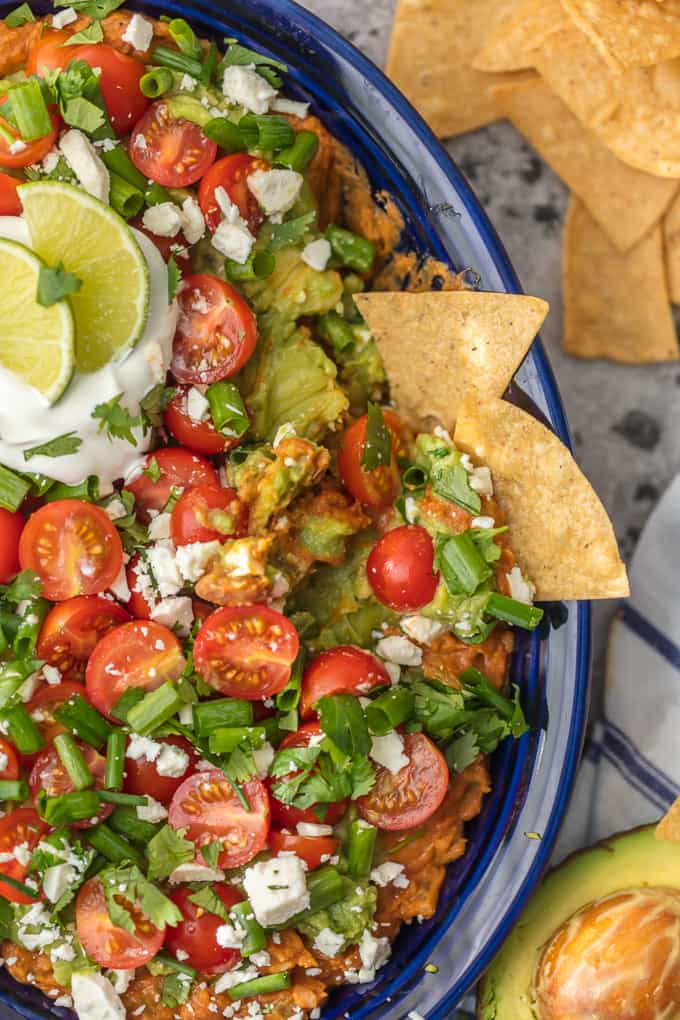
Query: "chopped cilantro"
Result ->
[[23, 432, 82, 462], [91, 393, 143, 446], [36, 263, 82, 307], [146, 825, 195, 881], [4, 2, 34, 26]]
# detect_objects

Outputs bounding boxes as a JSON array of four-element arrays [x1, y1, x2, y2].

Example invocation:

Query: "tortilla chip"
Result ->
[[353, 291, 548, 431], [657, 797, 680, 842], [534, 22, 680, 177], [563, 197, 679, 363], [493, 78, 678, 252], [386, 0, 536, 138], [454, 395, 629, 600], [562, 0, 680, 72], [473, 0, 569, 72], [664, 191, 680, 304]]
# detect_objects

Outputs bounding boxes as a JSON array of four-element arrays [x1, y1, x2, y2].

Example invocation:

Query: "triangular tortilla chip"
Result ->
[[473, 0, 569, 72], [454, 396, 629, 600], [493, 78, 678, 252], [386, 0, 536, 138], [353, 291, 548, 430], [657, 797, 680, 842], [562, 0, 680, 72], [563, 198, 678, 363], [663, 191, 680, 305]]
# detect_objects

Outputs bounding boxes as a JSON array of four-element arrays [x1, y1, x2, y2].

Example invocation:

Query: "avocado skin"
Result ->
[[477, 824, 680, 1019]]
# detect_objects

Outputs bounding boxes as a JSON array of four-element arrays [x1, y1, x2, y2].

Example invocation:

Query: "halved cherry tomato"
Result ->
[[0, 98, 59, 169], [267, 724, 349, 829], [198, 154, 269, 234], [193, 605, 299, 700], [367, 525, 439, 612], [337, 409, 404, 508], [357, 731, 449, 831], [124, 735, 198, 806], [125, 553, 156, 620], [86, 620, 185, 721], [171, 274, 258, 385], [23, 681, 87, 766], [300, 646, 391, 720], [37, 596, 130, 682], [0, 173, 21, 217], [164, 385, 237, 456], [18, 500, 123, 602], [0, 737, 19, 781], [165, 883, 244, 974], [130, 102, 217, 187], [125, 447, 218, 522], [29, 741, 112, 829], [169, 770, 270, 869], [0, 809, 47, 903], [74, 44, 148, 135], [76, 875, 165, 969], [269, 830, 339, 871], [0, 507, 23, 583], [171, 485, 247, 547], [26, 29, 71, 76]]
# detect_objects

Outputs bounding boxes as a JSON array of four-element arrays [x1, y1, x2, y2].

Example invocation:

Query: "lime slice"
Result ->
[[19, 181, 150, 373], [0, 238, 75, 404]]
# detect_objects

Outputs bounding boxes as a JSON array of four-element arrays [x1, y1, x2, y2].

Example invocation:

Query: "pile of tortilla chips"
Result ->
[[387, 0, 680, 364]]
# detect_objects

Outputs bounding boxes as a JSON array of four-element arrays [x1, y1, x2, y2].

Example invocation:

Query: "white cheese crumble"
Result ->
[[370, 731, 409, 775], [506, 566, 536, 605], [471, 516, 495, 530], [109, 969, 135, 995], [313, 928, 345, 958], [59, 129, 110, 204], [147, 540, 183, 596], [469, 465, 493, 496], [72, 972, 125, 1020], [243, 855, 309, 926], [156, 743, 190, 777], [186, 387, 210, 421], [43, 863, 76, 903], [247, 168, 303, 217], [222, 65, 277, 114], [296, 822, 333, 837], [370, 862, 409, 889], [301, 238, 332, 272], [176, 540, 222, 582], [52, 7, 77, 28], [271, 97, 310, 117], [148, 512, 172, 542], [375, 634, 423, 666], [122, 13, 153, 51], [136, 796, 168, 823], [150, 596, 194, 635], [399, 616, 444, 645], [109, 564, 131, 603], [216, 922, 246, 949], [169, 862, 225, 884], [213, 965, 259, 994], [253, 741, 275, 779]]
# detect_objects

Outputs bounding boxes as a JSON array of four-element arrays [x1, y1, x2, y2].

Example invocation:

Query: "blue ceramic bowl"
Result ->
[[0, 2, 591, 1018]]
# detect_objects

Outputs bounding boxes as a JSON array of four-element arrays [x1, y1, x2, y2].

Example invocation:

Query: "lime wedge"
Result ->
[[0, 238, 75, 404], [19, 181, 150, 373]]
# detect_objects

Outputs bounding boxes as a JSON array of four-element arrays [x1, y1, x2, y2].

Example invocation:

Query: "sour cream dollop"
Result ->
[[0, 216, 177, 489]]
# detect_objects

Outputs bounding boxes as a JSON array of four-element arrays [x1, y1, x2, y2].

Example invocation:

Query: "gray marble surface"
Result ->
[[301, 0, 680, 703]]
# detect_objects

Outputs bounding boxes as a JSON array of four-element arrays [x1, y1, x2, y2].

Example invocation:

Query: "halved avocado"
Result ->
[[477, 825, 680, 1018]]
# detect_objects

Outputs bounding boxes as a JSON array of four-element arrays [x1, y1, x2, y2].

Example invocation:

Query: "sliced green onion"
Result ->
[[87, 823, 144, 866], [205, 381, 249, 439], [486, 593, 544, 630], [0, 779, 28, 802], [230, 900, 266, 957], [239, 114, 295, 152], [305, 864, 344, 913], [228, 972, 290, 1001], [152, 45, 203, 79], [317, 311, 355, 353], [98, 790, 148, 807], [153, 950, 197, 978], [110, 687, 145, 724], [193, 698, 253, 737], [275, 648, 305, 714], [402, 464, 428, 491], [40, 790, 100, 826], [366, 688, 415, 736], [0, 873, 38, 898], [347, 819, 377, 879], [326, 224, 376, 274], [225, 249, 275, 282], [44, 476, 99, 503], [126, 681, 183, 736], [2, 703, 43, 755], [208, 725, 266, 755], [105, 730, 126, 791], [166, 17, 202, 59], [54, 733, 94, 791], [200, 41, 219, 86], [54, 695, 112, 748], [8, 79, 51, 141], [99, 145, 170, 206], [13, 598, 49, 659], [274, 130, 319, 173], [146, 182, 170, 207], [388, 826, 426, 855], [108, 805, 163, 845], [436, 532, 492, 596], [140, 67, 175, 99], [0, 464, 30, 512], [109, 170, 144, 220], [202, 116, 246, 153]]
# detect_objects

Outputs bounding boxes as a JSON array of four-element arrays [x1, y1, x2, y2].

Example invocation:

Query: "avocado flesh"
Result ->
[[478, 825, 680, 1019]]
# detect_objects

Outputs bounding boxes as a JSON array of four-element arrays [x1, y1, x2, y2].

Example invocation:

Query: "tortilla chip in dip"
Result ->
[[386, 0, 535, 137], [563, 198, 678, 363], [663, 190, 680, 305], [454, 395, 629, 601], [657, 796, 680, 842], [562, 0, 680, 72], [353, 290, 548, 430], [493, 77, 678, 252], [473, 0, 569, 73]]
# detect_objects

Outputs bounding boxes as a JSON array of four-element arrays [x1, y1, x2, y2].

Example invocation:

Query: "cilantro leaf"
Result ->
[[55, 0, 124, 19], [143, 457, 161, 484], [221, 39, 287, 72], [271, 744, 374, 810], [62, 21, 104, 44], [199, 841, 221, 870], [469, 526, 508, 566], [445, 731, 479, 773], [61, 95, 106, 133], [36, 263, 82, 307], [48, 59, 114, 140], [99, 489, 148, 553], [4, 3, 34, 26], [161, 972, 193, 1008], [361, 402, 391, 471], [146, 825, 195, 881], [267, 211, 316, 252], [99, 864, 183, 931], [188, 886, 230, 922], [1, 569, 42, 603], [23, 432, 82, 462], [167, 254, 182, 302], [270, 746, 319, 779], [316, 694, 371, 758], [92, 393, 143, 446], [139, 383, 175, 430], [414, 434, 481, 515], [348, 755, 375, 798], [0, 897, 13, 940]]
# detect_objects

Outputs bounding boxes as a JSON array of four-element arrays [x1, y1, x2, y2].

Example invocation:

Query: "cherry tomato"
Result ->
[[0, 173, 21, 216], [24, 681, 87, 766], [26, 29, 71, 75], [0, 737, 19, 781], [367, 525, 439, 612], [125, 447, 218, 522], [171, 274, 258, 386], [0, 809, 47, 903], [0, 98, 59, 169], [300, 646, 391, 720], [169, 770, 270, 869], [125, 553, 156, 620], [165, 883, 244, 974], [74, 44, 148, 135], [357, 731, 449, 831], [337, 410, 404, 508], [131, 217, 191, 269], [29, 741, 112, 829], [37, 596, 130, 682], [0, 507, 23, 584], [267, 723, 348, 829], [165, 385, 237, 456], [198, 154, 269, 234], [171, 485, 247, 547], [86, 620, 185, 721], [269, 830, 339, 871], [124, 735, 198, 806], [19, 500, 123, 602], [193, 605, 299, 700], [130, 101, 217, 187], [76, 875, 165, 969]]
